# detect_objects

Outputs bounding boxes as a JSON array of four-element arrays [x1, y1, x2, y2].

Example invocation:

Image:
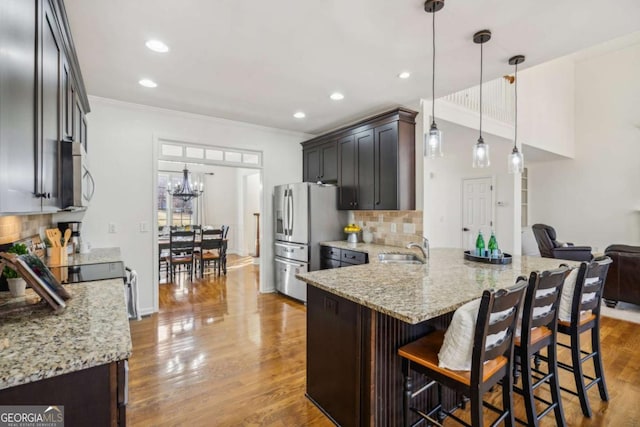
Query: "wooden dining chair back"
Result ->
[[514, 267, 569, 427], [555, 256, 612, 417], [200, 229, 224, 276], [398, 280, 527, 427], [169, 230, 196, 281]]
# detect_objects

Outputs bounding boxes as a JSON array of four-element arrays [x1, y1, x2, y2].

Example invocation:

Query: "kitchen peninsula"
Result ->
[[297, 247, 577, 426]]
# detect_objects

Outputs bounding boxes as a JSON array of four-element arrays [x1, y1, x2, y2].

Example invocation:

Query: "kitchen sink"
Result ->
[[378, 253, 425, 264]]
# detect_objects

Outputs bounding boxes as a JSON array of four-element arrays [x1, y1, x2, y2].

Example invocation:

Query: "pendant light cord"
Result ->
[[431, 10, 436, 126], [479, 42, 483, 139], [514, 62, 518, 148]]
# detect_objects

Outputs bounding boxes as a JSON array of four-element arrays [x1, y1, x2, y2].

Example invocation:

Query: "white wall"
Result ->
[[518, 57, 576, 159], [422, 118, 520, 255], [76, 97, 307, 314], [529, 42, 640, 251]]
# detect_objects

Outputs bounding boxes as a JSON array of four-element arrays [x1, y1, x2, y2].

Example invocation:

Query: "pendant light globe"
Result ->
[[424, 0, 444, 158], [472, 30, 491, 168], [508, 54, 526, 174]]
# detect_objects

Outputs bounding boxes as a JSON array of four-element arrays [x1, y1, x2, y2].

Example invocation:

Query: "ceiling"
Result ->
[[65, 0, 640, 135]]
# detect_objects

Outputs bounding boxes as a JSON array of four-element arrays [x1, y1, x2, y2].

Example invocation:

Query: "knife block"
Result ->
[[49, 247, 69, 266]]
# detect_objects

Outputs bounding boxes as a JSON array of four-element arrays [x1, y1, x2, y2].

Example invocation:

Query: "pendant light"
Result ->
[[424, 0, 444, 158], [472, 30, 491, 168], [508, 55, 525, 174], [167, 165, 204, 202]]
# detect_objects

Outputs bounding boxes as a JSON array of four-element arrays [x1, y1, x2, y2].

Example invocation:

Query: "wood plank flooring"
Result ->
[[129, 256, 640, 426]]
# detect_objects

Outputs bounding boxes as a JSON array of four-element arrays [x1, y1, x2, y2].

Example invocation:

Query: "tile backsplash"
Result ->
[[0, 214, 52, 245], [352, 210, 423, 247]]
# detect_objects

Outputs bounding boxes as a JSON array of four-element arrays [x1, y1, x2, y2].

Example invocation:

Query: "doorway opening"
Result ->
[[153, 138, 263, 312]]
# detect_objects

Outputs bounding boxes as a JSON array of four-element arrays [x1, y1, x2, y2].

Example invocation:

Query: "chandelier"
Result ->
[[167, 165, 203, 202]]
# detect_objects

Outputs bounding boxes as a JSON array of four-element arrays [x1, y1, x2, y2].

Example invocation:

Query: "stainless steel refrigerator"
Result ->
[[273, 183, 346, 302]]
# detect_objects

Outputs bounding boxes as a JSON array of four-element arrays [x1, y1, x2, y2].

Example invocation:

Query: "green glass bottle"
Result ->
[[488, 231, 498, 259], [475, 230, 485, 257]]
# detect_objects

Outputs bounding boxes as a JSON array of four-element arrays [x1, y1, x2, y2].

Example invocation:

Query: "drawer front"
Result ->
[[321, 258, 341, 270], [321, 246, 342, 261], [341, 249, 367, 265], [275, 241, 308, 263]]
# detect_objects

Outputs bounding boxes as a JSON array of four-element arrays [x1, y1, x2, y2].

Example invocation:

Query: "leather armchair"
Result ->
[[603, 244, 640, 307], [531, 224, 593, 262]]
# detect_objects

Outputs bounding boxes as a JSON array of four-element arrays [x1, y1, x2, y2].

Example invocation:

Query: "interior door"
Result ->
[[462, 177, 493, 250]]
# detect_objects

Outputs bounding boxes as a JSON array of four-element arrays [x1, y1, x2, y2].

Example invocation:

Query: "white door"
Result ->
[[462, 178, 493, 250]]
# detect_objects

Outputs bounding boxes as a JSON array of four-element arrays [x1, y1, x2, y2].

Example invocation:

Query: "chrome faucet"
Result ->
[[407, 237, 429, 259]]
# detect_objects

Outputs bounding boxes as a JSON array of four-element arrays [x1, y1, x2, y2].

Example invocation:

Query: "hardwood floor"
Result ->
[[129, 256, 332, 426], [129, 257, 640, 426]]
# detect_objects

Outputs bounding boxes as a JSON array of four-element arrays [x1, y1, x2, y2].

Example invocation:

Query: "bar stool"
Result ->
[[553, 257, 612, 417], [513, 267, 569, 426], [398, 281, 527, 427]]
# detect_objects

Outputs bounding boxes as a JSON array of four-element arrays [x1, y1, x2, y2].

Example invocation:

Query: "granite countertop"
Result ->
[[0, 279, 132, 390], [320, 241, 425, 262], [297, 247, 578, 325], [46, 247, 121, 267]]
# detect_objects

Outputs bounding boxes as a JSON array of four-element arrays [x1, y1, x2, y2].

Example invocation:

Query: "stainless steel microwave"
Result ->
[[60, 140, 95, 208]]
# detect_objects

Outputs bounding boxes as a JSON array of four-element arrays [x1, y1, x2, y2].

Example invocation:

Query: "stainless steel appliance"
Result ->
[[60, 140, 95, 209], [273, 183, 346, 302]]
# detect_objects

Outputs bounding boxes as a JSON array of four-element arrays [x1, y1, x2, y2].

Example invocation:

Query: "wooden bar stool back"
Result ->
[[514, 267, 569, 427], [398, 281, 527, 427], [556, 256, 612, 417]]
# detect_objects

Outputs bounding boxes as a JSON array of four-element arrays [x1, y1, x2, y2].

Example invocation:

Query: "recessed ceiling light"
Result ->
[[293, 112, 306, 119], [330, 92, 344, 101], [145, 39, 169, 53], [398, 71, 411, 79], [139, 79, 158, 88]]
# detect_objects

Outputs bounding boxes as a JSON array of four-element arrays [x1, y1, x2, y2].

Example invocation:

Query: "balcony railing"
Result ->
[[442, 77, 515, 124]]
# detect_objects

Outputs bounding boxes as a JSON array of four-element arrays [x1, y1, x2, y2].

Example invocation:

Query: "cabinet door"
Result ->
[[374, 122, 398, 210], [355, 129, 375, 210], [338, 134, 357, 210], [320, 141, 338, 183], [303, 146, 321, 183], [74, 93, 83, 146], [320, 258, 341, 270], [40, 0, 62, 210], [61, 58, 72, 141], [0, 0, 40, 213]]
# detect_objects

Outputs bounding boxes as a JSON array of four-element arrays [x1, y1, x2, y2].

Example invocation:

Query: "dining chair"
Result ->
[[398, 281, 527, 427], [513, 267, 569, 427], [169, 230, 196, 282], [200, 229, 223, 277]]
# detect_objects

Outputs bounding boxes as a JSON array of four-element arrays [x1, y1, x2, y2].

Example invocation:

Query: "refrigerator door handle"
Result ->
[[283, 189, 289, 236], [288, 190, 294, 236]]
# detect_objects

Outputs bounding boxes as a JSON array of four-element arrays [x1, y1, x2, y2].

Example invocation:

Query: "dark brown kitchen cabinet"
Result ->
[[0, 0, 90, 214], [303, 139, 337, 183], [0, 360, 127, 427], [0, 0, 40, 213], [301, 108, 416, 211], [307, 285, 370, 427], [320, 245, 368, 269], [40, 0, 63, 211]]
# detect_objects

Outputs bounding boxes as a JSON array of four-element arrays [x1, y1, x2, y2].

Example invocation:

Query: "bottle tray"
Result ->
[[464, 250, 512, 265]]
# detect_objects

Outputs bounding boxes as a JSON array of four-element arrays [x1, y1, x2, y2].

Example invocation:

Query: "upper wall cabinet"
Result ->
[[0, 0, 90, 214], [303, 139, 338, 184], [301, 108, 417, 211]]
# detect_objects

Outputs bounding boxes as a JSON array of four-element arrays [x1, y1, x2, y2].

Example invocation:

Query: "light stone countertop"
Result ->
[[46, 247, 122, 267], [0, 279, 132, 390], [297, 247, 578, 325]]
